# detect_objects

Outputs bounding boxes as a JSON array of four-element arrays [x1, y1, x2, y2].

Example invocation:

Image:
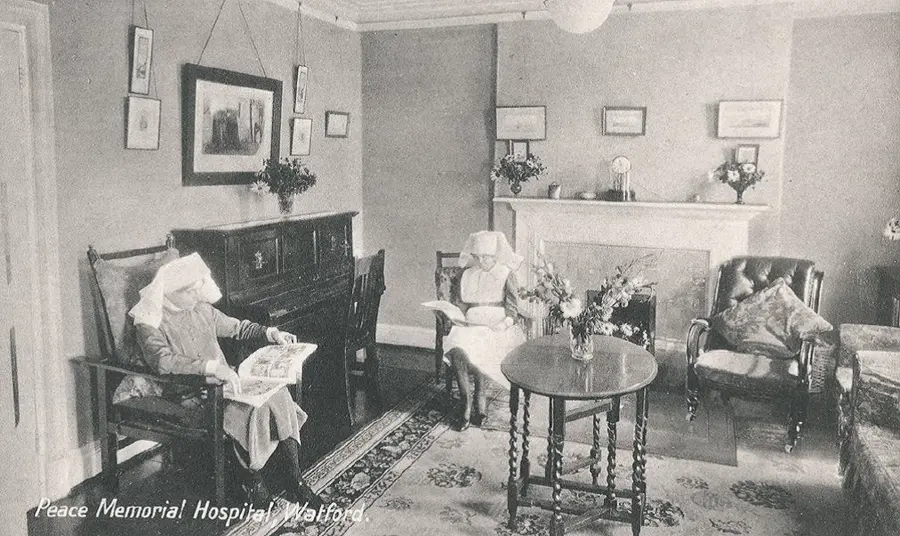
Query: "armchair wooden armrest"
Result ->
[[797, 337, 818, 389], [75, 355, 223, 388], [686, 318, 711, 365]]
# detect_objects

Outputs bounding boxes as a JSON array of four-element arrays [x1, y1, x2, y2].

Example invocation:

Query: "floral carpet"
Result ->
[[227, 383, 849, 536]]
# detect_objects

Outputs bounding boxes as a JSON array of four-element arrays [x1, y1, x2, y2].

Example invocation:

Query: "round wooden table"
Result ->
[[501, 334, 658, 536]]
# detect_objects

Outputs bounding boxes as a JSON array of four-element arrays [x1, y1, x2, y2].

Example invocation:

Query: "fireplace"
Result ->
[[494, 196, 769, 386]]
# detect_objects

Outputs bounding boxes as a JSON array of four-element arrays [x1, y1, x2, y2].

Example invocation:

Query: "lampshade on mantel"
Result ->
[[545, 0, 616, 34]]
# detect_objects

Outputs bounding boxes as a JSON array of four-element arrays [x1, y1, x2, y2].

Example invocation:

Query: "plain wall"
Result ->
[[782, 13, 900, 325], [361, 25, 497, 328], [493, 4, 795, 254], [46, 0, 363, 487]]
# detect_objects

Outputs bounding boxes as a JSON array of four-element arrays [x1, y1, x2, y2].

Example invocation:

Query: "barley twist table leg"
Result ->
[[607, 395, 620, 507], [521, 391, 531, 496], [631, 388, 649, 536], [590, 410, 601, 487], [507, 385, 520, 530], [550, 396, 565, 536]]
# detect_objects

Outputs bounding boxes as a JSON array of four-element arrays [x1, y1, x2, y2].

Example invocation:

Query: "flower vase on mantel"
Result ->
[[568, 326, 594, 361], [734, 188, 746, 205], [278, 194, 295, 215], [509, 181, 522, 196]]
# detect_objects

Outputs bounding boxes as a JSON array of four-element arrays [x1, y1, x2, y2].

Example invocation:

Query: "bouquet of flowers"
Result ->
[[491, 153, 546, 195], [250, 157, 317, 213], [713, 161, 764, 204], [520, 254, 655, 358]]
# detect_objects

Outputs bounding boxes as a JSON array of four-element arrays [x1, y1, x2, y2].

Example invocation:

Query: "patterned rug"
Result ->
[[226, 382, 848, 536], [479, 384, 738, 467]]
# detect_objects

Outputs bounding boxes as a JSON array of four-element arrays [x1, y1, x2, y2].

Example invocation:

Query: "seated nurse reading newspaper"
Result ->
[[129, 252, 323, 508]]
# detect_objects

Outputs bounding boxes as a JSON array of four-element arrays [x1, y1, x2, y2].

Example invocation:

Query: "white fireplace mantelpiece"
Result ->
[[494, 196, 770, 308], [494, 197, 770, 222]]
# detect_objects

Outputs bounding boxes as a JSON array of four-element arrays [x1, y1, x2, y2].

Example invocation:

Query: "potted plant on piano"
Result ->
[[250, 157, 317, 215]]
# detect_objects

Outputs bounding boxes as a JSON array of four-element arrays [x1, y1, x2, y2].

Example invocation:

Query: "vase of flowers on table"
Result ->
[[713, 160, 764, 204], [520, 254, 655, 361], [250, 157, 317, 215], [491, 153, 546, 196]]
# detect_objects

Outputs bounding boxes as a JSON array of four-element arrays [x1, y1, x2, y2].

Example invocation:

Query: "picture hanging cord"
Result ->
[[197, 0, 268, 78], [295, 2, 306, 67], [131, 0, 159, 99]]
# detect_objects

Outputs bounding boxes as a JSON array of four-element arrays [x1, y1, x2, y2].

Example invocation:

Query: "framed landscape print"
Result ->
[[496, 106, 546, 140], [291, 118, 312, 156], [602, 106, 646, 136], [125, 96, 160, 150], [717, 100, 783, 138], [129, 26, 153, 95], [181, 64, 282, 186]]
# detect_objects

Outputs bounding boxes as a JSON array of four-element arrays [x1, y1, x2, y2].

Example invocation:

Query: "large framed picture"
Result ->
[[181, 64, 282, 186], [717, 100, 783, 138], [129, 26, 153, 95], [291, 117, 312, 156], [496, 106, 546, 140], [125, 96, 160, 150], [602, 106, 646, 136]]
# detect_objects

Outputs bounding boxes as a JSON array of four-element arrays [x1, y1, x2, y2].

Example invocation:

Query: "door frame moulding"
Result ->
[[0, 0, 62, 499]]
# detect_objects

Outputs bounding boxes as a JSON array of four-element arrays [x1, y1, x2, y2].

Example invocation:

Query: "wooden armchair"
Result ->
[[76, 238, 228, 504], [346, 249, 386, 411], [685, 256, 825, 452]]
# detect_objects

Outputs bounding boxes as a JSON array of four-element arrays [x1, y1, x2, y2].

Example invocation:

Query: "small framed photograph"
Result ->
[[125, 96, 160, 150], [735, 144, 759, 165], [129, 26, 153, 95], [717, 100, 783, 138], [602, 106, 646, 136], [325, 111, 350, 138], [294, 65, 308, 114], [496, 106, 546, 140], [508, 140, 529, 160], [291, 117, 312, 156]]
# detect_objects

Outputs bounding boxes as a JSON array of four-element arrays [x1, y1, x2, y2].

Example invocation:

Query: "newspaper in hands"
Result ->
[[421, 300, 472, 326], [224, 342, 317, 407]]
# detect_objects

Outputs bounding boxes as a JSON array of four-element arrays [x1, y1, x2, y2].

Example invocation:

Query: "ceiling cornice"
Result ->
[[261, 0, 900, 32]]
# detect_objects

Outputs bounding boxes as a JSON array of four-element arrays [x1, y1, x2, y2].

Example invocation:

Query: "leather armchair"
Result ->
[[685, 256, 824, 452]]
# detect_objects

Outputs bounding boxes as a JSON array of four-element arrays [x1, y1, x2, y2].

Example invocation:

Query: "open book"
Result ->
[[224, 342, 317, 407], [421, 300, 474, 326]]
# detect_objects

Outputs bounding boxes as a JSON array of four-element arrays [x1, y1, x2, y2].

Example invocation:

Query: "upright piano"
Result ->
[[172, 211, 356, 463]]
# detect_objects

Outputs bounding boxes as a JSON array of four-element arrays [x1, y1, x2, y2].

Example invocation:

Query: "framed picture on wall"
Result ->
[[325, 111, 350, 138], [291, 117, 312, 156], [717, 100, 783, 138], [294, 65, 309, 114], [125, 96, 160, 150], [129, 26, 153, 95], [509, 140, 529, 161], [602, 106, 647, 136], [735, 144, 759, 165], [181, 63, 282, 186], [496, 106, 546, 140]]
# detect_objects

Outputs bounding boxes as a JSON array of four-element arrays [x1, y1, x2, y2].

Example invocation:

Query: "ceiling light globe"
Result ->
[[545, 0, 615, 34]]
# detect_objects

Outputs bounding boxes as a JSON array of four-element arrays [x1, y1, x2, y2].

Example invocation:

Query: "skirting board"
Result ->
[[55, 439, 158, 499], [377, 323, 434, 349], [377, 323, 686, 356]]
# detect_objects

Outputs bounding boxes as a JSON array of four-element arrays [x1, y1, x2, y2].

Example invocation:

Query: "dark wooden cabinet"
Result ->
[[172, 211, 357, 463], [878, 267, 900, 327]]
